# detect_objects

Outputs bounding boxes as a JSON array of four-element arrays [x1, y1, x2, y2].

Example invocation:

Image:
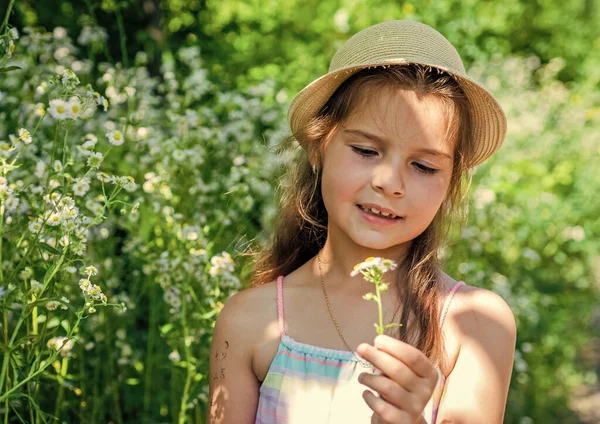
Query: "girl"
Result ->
[[208, 20, 516, 424]]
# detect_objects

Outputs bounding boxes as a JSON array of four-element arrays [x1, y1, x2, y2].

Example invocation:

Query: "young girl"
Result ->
[[208, 20, 516, 424]]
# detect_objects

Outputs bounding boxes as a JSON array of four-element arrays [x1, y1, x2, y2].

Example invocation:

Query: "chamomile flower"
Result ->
[[18, 128, 32, 144], [96, 95, 109, 111], [85, 265, 99, 276], [47, 336, 74, 357], [28, 219, 43, 233], [73, 177, 90, 196], [106, 130, 124, 146], [46, 212, 63, 226], [53, 160, 63, 172], [48, 99, 68, 120], [87, 152, 104, 169], [350, 257, 398, 277], [66, 97, 82, 119], [45, 300, 61, 311], [30, 280, 43, 295]]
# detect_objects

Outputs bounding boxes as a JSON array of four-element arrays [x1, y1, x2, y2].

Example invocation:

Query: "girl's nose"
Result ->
[[372, 164, 405, 197]]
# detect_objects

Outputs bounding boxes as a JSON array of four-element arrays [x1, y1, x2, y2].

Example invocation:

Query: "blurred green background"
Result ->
[[1, 0, 599, 423]]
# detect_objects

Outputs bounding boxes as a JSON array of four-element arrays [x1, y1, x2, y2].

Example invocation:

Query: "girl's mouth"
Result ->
[[356, 204, 403, 224]]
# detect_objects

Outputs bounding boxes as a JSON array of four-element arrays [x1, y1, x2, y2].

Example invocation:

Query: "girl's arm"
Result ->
[[436, 288, 517, 423], [207, 291, 261, 423]]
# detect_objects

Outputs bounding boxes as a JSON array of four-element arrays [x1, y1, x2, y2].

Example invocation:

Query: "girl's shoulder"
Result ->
[[219, 280, 280, 337], [215, 280, 281, 379], [438, 273, 516, 376], [439, 272, 513, 319]]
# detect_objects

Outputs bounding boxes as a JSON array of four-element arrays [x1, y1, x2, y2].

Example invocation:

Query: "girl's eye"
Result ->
[[351, 146, 438, 174], [351, 146, 377, 158], [413, 162, 438, 174]]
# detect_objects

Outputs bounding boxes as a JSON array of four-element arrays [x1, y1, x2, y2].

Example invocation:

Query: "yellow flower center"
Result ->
[[114, 131, 122, 140], [57, 105, 65, 113]]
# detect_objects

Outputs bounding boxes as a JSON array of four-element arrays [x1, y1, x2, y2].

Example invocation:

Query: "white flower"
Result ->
[[350, 257, 398, 277], [96, 96, 109, 111], [18, 128, 32, 144], [30, 280, 43, 295], [29, 219, 43, 233], [163, 286, 182, 309], [61, 69, 79, 87], [48, 99, 68, 120], [172, 149, 185, 161], [53, 160, 63, 173], [169, 351, 181, 362], [35, 161, 46, 178], [73, 177, 90, 196], [46, 212, 62, 226], [106, 130, 124, 146], [182, 225, 201, 241], [85, 133, 98, 143], [66, 97, 82, 119], [85, 265, 99, 276], [122, 177, 137, 192], [209, 252, 235, 276], [47, 336, 74, 357], [45, 300, 61, 311], [87, 152, 104, 169]]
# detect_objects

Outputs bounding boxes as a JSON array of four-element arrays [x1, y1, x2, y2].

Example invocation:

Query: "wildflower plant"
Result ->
[[0, 18, 133, 422], [351, 257, 403, 336]]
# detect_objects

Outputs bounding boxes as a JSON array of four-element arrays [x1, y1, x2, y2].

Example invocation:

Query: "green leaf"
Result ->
[[0, 66, 21, 73], [39, 242, 62, 255], [383, 323, 403, 329], [160, 323, 173, 334], [47, 317, 60, 328]]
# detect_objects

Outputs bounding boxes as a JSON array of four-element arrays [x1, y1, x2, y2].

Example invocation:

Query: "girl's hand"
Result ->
[[356, 335, 439, 424]]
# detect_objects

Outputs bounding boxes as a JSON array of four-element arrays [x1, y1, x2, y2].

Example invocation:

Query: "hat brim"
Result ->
[[287, 60, 507, 167]]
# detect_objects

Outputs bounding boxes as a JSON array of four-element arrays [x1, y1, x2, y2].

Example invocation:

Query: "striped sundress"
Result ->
[[255, 275, 465, 424]]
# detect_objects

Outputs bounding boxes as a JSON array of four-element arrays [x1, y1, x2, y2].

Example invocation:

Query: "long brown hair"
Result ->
[[247, 63, 475, 369]]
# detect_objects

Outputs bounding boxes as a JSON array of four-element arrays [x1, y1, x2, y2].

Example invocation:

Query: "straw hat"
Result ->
[[287, 20, 507, 167]]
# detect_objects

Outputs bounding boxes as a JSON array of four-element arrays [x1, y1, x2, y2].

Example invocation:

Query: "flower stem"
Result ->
[[53, 356, 69, 420], [114, 6, 129, 67], [375, 276, 384, 335], [0, 0, 15, 34], [143, 282, 157, 420], [178, 293, 195, 424]]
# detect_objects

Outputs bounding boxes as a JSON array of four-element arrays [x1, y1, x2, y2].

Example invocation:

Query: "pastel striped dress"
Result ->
[[255, 275, 465, 424]]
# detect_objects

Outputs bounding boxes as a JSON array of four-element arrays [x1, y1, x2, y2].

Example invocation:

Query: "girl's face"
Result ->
[[320, 87, 456, 253]]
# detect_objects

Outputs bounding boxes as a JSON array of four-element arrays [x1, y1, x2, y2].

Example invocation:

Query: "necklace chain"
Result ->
[[317, 250, 373, 369]]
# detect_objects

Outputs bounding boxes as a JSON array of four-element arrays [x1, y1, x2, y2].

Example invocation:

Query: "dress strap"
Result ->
[[276, 275, 286, 337], [439, 281, 465, 328]]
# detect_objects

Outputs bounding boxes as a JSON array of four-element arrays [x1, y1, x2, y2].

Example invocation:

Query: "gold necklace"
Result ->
[[317, 250, 374, 369]]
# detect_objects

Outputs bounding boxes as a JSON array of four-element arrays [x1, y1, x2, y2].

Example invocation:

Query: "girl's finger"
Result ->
[[357, 342, 420, 392], [359, 372, 421, 415], [362, 390, 413, 424], [373, 335, 438, 381]]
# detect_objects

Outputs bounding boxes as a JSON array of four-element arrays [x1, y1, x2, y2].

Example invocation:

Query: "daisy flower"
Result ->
[[350, 257, 398, 277], [66, 97, 82, 119], [28, 219, 43, 233], [18, 128, 32, 144], [106, 130, 124, 146], [46, 213, 62, 227], [87, 152, 104, 169], [72, 177, 90, 196], [53, 160, 63, 173], [48, 99, 68, 120]]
